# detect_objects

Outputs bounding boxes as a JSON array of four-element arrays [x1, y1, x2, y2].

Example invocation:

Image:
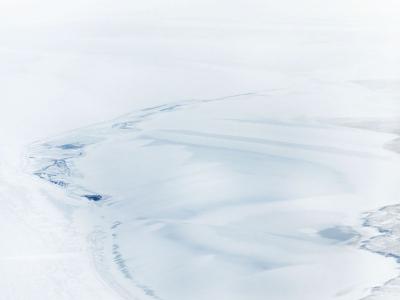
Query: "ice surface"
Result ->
[[27, 94, 400, 300], [1, 0, 400, 299]]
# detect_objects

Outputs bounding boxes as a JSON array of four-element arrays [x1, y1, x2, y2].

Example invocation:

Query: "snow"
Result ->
[[0, 164, 120, 300], [1, 0, 400, 299], [26, 94, 400, 300]]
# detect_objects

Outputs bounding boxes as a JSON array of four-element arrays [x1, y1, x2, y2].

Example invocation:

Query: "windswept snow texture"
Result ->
[[28, 94, 400, 300]]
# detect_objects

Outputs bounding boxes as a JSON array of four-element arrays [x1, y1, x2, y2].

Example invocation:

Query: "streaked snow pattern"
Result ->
[[26, 93, 400, 300]]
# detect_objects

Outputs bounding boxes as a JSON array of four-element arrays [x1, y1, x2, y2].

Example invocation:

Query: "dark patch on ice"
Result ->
[[58, 143, 84, 150], [49, 179, 68, 187], [319, 226, 359, 242], [32, 157, 74, 187], [112, 244, 132, 279], [111, 240, 161, 299], [39, 159, 71, 176], [83, 194, 103, 201], [111, 221, 122, 229], [112, 121, 140, 130]]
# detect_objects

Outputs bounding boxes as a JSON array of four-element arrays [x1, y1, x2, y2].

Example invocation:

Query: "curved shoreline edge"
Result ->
[[344, 122, 400, 300], [25, 96, 400, 300]]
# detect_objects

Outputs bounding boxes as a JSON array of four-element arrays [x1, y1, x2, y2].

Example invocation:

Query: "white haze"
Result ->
[[1, 1, 400, 300], [1, 0, 399, 151]]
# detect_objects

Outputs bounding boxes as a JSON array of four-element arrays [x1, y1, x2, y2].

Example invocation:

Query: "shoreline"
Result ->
[[25, 97, 400, 300], [339, 121, 400, 300]]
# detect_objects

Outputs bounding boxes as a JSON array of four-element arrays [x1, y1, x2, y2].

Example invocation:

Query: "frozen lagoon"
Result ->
[[27, 93, 400, 300], [1, 0, 400, 298]]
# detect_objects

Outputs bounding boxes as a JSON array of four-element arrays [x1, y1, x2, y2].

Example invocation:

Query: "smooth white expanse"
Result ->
[[1, 0, 400, 299], [0, 164, 122, 300], [27, 93, 400, 300], [1, 0, 400, 148]]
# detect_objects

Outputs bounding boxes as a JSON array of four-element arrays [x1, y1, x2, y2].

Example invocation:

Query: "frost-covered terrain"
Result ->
[[27, 93, 400, 300], [1, 0, 400, 299]]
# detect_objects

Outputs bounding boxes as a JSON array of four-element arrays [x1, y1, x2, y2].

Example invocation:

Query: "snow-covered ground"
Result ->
[[0, 163, 124, 300], [1, 0, 400, 299], [25, 93, 400, 300]]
